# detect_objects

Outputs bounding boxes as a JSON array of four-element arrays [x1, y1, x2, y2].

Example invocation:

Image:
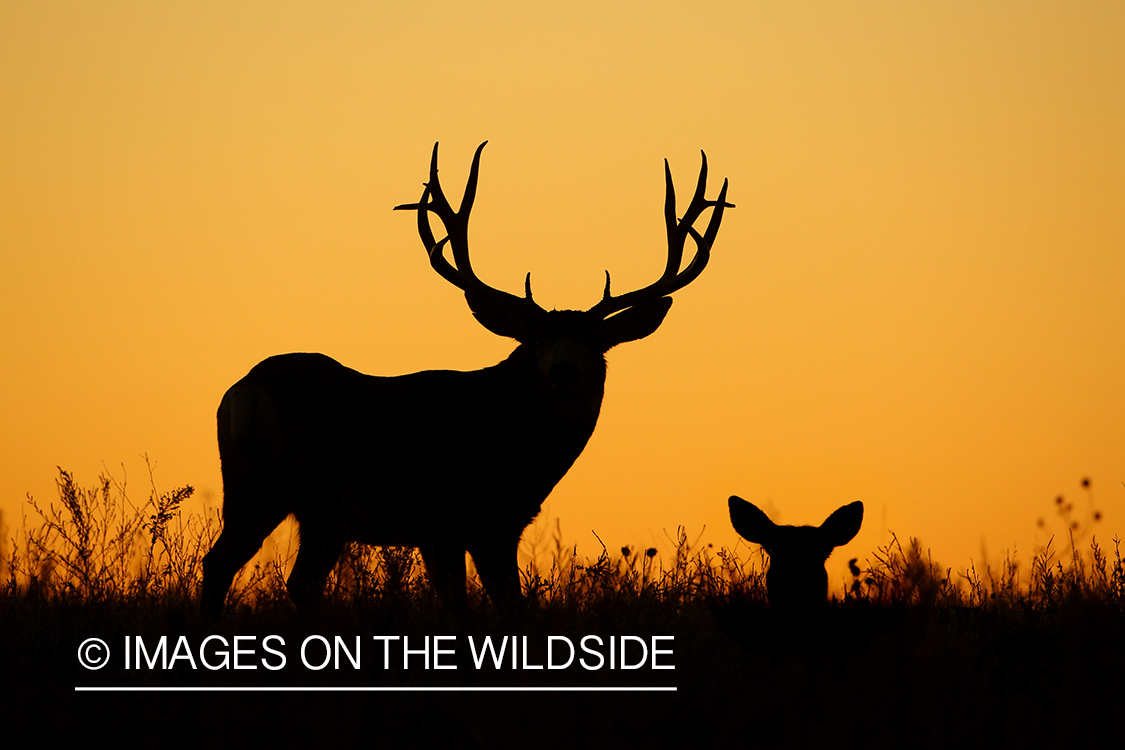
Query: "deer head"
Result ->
[[729, 496, 864, 610], [393, 142, 732, 406]]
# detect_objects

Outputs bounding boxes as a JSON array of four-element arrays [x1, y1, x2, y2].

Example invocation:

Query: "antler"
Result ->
[[587, 152, 733, 319], [394, 142, 536, 308]]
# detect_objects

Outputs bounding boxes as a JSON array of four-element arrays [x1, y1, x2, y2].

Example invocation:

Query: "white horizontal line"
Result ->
[[75, 686, 676, 693]]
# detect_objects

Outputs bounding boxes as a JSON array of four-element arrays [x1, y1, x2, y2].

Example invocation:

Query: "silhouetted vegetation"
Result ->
[[3, 467, 1122, 747]]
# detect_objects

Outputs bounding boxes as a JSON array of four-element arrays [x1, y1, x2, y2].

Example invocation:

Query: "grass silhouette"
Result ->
[[2, 465, 1122, 747]]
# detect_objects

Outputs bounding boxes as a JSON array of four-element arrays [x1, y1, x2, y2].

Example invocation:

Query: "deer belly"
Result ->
[[337, 473, 549, 549]]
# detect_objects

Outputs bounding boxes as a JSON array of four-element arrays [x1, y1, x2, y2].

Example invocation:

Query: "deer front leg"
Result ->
[[286, 522, 345, 611], [419, 544, 468, 606]]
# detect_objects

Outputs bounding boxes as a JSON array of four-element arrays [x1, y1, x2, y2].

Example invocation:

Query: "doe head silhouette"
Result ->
[[728, 496, 863, 610]]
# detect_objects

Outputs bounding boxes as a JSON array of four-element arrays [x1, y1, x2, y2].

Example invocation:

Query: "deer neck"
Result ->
[[498, 344, 606, 434]]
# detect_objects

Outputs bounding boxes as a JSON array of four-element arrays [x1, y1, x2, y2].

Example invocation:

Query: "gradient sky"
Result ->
[[2, 2, 1123, 589]]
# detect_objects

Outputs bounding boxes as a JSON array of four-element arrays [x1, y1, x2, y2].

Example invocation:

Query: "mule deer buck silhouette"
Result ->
[[728, 496, 863, 609], [201, 142, 732, 615]]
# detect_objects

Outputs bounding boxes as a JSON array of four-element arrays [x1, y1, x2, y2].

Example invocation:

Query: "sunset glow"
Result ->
[[2, 2, 1123, 589]]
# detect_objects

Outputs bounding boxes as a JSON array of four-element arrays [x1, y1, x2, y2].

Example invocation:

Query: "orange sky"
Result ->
[[2, 2, 1123, 589]]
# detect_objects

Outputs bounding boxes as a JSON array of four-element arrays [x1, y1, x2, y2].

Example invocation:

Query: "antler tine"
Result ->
[[459, 142, 486, 221], [676, 174, 731, 288], [701, 176, 730, 250], [589, 151, 733, 319], [662, 158, 683, 279], [451, 141, 486, 276]]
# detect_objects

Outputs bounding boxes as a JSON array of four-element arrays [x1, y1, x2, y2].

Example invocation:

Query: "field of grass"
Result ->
[[2, 466, 1122, 748]]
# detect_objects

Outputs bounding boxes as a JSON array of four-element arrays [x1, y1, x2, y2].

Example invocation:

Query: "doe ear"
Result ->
[[819, 501, 864, 548], [465, 291, 533, 341], [600, 297, 673, 350], [728, 495, 778, 547]]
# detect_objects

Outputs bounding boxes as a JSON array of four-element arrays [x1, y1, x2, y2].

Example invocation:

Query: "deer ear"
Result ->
[[819, 501, 864, 548], [600, 298, 673, 350], [729, 495, 778, 547], [465, 292, 533, 341]]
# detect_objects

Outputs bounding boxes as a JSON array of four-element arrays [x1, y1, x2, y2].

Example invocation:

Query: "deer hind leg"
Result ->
[[286, 521, 346, 611], [419, 544, 468, 606], [469, 534, 522, 609], [201, 496, 289, 617]]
